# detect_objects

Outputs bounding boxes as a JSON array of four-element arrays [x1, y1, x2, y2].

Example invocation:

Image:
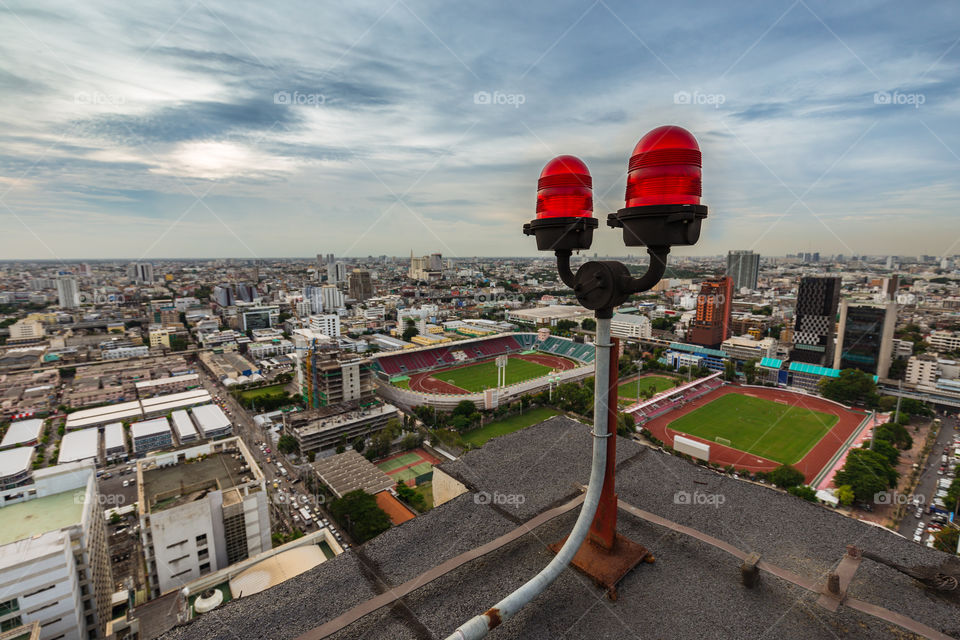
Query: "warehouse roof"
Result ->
[[0, 418, 44, 449], [58, 428, 99, 464]]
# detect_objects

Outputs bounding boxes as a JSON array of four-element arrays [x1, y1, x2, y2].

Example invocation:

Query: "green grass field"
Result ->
[[434, 357, 555, 392], [238, 384, 288, 400], [461, 407, 560, 447], [666, 393, 837, 464], [413, 482, 434, 510], [618, 376, 677, 405]]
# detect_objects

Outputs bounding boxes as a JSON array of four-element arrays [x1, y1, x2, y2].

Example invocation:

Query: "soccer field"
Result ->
[[433, 357, 555, 392], [666, 393, 838, 465], [618, 376, 677, 405]]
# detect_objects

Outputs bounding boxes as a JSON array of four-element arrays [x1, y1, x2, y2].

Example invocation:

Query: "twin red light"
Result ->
[[625, 125, 702, 207], [535, 155, 594, 219]]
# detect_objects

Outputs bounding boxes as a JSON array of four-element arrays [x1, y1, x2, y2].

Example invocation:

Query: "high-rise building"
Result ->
[[56, 275, 79, 308], [686, 277, 733, 349], [327, 262, 347, 284], [213, 285, 234, 307], [725, 250, 760, 290], [348, 269, 373, 301], [833, 301, 897, 377], [309, 314, 341, 337], [790, 276, 841, 366], [0, 462, 113, 640], [293, 330, 375, 408], [129, 262, 154, 283], [137, 437, 269, 598], [428, 253, 443, 271]]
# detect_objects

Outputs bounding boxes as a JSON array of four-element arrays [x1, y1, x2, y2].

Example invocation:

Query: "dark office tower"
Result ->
[[833, 301, 897, 377], [686, 277, 733, 349], [790, 276, 841, 366], [726, 250, 759, 290]]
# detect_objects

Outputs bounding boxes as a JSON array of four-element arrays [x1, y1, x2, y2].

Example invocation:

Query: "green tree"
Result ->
[[402, 325, 419, 342], [769, 464, 805, 489], [352, 436, 366, 453], [581, 318, 597, 331], [329, 490, 391, 542], [277, 434, 299, 455], [743, 359, 758, 385], [555, 319, 577, 334], [933, 527, 959, 554], [867, 438, 900, 467], [833, 448, 898, 503], [723, 360, 736, 382], [818, 369, 878, 407], [616, 412, 635, 437], [109, 512, 122, 525], [787, 485, 817, 502], [336, 434, 347, 454], [395, 482, 427, 512], [835, 484, 855, 506]]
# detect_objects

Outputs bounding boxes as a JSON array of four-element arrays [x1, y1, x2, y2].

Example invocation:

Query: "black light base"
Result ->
[[607, 204, 707, 247], [523, 216, 598, 252]]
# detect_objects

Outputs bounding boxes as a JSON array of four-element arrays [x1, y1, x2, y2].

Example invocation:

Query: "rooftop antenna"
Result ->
[[450, 126, 709, 638]]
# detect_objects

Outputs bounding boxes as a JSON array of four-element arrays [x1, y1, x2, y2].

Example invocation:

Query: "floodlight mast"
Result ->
[[448, 127, 707, 640]]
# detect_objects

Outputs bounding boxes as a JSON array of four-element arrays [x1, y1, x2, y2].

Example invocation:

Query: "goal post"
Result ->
[[714, 436, 731, 447]]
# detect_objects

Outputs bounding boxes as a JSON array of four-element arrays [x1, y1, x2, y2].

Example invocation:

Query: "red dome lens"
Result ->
[[625, 126, 701, 207], [536, 155, 593, 219]]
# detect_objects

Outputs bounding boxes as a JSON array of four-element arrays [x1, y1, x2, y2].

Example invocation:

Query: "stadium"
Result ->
[[626, 373, 873, 483], [371, 332, 595, 411]]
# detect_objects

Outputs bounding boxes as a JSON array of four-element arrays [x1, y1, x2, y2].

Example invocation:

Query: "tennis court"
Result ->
[[376, 448, 443, 486], [377, 452, 421, 472]]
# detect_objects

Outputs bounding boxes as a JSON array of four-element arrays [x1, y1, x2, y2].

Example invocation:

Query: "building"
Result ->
[[0, 447, 33, 490], [131, 417, 174, 456], [505, 306, 592, 327], [56, 276, 78, 309], [129, 262, 154, 283], [309, 314, 341, 338], [190, 404, 232, 439], [891, 338, 914, 359], [720, 335, 777, 362], [726, 250, 760, 290], [137, 438, 269, 597], [905, 353, 940, 388], [103, 422, 127, 462], [790, 276, 841, 366], [0, 463, 113, 640], [0, 419, 44, 450], [326, 262, 347, 284], [610, 313, 652, 339], [170, 410, 200, 443], [661, 342, 727, 372], [832, 301, 897, 378], [6, 319, 45, 344], [101, 345, 149, 360], [286, 402, 401, 454], [58, 428, 100, 465], [299, 344, 376, 409], [928, 330, 960, 353], [348, 269, 373, 301], [239, 306, 279, 332], [686, 277, 733, 349]]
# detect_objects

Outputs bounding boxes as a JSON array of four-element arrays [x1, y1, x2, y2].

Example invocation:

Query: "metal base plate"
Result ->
[[549, 534, 652, 600]]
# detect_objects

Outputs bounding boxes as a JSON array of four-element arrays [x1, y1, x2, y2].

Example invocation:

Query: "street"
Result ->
[[897, 413, 959, 544]]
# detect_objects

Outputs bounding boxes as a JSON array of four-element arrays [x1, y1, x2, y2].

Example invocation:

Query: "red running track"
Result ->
[[642, 385, 866, 483], [407, 353, 577, 395]]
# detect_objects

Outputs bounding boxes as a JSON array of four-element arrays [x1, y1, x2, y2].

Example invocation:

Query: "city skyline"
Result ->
[[1, 2, 958, 261]]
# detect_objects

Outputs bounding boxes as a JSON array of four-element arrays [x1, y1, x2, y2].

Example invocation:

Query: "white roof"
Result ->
[[139, 388, 210, 409], [65, 401, 143, 429], [190, 404, 231, 435], [0, 447, 33, 478], [103, 422, 125, 451], [59, 428, 99, 464], [131, 417, 171, 440], [170, 410, 199, 440], [0, 418, 44, 448], [135, 373, 199, 389]]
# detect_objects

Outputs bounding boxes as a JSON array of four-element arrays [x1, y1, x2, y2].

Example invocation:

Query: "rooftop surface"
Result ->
[[0, 446, 33, 478], [159, 416, 960, 640], [0, 418, 44, 447], [143, 452, 248, 512], [311, 450, 394, 498], [0, 489, 85, 546], [132, 417, 172, 439]]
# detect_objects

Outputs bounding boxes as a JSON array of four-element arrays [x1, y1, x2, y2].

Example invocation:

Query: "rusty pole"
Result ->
[[588, 336, 620, 550]]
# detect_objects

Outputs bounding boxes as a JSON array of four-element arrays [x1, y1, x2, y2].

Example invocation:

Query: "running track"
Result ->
[[642, 385, 866, 483], [407, 353, 577, 394]]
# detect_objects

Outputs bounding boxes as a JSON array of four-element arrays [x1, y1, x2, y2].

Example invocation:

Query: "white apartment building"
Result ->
[[308, 314, 341, 338], [610, 313, 652, 339], [721, 335, 778, 362], [0, 463, 112, 640], [928, 331, 960, 353], [137, 438, 269, 597], [906, 354, 940, 388]]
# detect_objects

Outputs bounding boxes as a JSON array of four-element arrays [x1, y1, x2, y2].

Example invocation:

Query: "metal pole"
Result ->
[[447, 316, 612, 640]]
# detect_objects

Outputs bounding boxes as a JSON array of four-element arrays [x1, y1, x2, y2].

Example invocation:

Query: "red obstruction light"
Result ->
[[625, 125, 701, 207], [536, 155, 594, 219]]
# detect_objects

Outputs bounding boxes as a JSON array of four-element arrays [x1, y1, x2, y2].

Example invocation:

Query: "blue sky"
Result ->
[[1, 0, 958, 260]]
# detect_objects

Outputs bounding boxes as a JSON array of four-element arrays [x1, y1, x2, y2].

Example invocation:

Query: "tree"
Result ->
[[723, 360, 737, 382], [336, 435, 347, 454], [581, 318, 597, 331], [887, 357, 907, 381], [835, 484, 855, 506], [769, 464, 804, 489], [867, 438, 900, 467], [833, 448, 898, 503], [277, 434, 299, 455], [787, 485, 817, 502], [352, 436, 366, 453], [395, 482, 427, 512], [933, 527, 959, 554], [874, 421, 912, 450], [402, 325, 419, 342], [818, 369, 879, 407], [743, 359, 758, 385], [555, 319, 577, 334], [329, 490, 391, 542], [453, 400, 477, 418], [616, 412, 635, 437], [109, 512, 122, 525]]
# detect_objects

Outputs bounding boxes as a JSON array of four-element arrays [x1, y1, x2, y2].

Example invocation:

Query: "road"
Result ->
[[897, 413, 959, 542]]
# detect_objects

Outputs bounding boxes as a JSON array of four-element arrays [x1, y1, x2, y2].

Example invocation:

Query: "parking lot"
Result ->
[[897, 415, 959, 548]]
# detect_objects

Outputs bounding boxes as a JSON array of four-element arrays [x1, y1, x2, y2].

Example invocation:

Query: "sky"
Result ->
[[0, 0, 958, 261]]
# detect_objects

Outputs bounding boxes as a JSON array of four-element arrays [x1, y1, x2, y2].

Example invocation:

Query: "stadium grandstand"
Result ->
[[623, 372, 724, 424]]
